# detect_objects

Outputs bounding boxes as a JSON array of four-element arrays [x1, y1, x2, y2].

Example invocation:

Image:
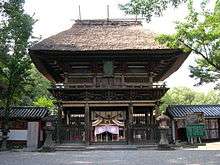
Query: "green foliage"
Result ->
[[0, 0, 35, 149], [120, 0, 187, 22], [33, 96, 55, 113], [0, 0, 35, 110], [156, 0, 220, 86], [0, 0, 54, 111], [18, 65, 52, 106], [160, 87, 220, 112]]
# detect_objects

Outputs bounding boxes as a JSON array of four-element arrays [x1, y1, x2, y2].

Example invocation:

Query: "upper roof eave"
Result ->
[[166, 104, 220, 119], [29, 48, 188, 56]]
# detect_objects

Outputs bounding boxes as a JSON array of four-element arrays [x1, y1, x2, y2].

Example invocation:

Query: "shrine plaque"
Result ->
[[195, 112, 205, 124], [185, 113, 198, 125], [103, 61, 113, 77], [185, 112, 205, 125]]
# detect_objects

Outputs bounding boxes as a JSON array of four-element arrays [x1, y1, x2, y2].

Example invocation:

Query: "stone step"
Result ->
[[91, 141, 128, 145], [55, 144, 86, 151], [55, 148, 86, 151], [137, 144, 158, 150], [87, 145, 138, 151], [55, 143, 160, 151]]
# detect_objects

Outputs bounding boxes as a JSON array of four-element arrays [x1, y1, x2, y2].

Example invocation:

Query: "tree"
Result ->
[[33, 96, 56, 114], [18, 66, 52, 106], [120, 0, 187, 22], [160, 87, 220, 112], [156, 0, 220, 87], [0, 0, 35, 150], [121, 0, 220, 87]]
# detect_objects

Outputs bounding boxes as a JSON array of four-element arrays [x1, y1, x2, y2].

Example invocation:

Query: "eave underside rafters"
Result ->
[[30, 49, 189, 83]]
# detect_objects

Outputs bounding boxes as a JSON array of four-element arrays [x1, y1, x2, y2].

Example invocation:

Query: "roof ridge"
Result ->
[[74, 19, 142, 26], [0, 106, 48, 109], [167, 104, 220, 118], [169, 104, 220, 106]]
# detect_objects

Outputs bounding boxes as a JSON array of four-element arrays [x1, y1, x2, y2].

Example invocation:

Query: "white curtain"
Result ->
[[95, 125, 119, 135]]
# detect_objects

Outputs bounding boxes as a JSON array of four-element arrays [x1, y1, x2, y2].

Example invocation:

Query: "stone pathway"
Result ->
[[0, 150, 220, 165], [186, 142, 220, 150]]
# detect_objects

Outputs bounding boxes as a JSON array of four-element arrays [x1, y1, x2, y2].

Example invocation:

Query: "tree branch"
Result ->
[[179, 39, 220, 71]]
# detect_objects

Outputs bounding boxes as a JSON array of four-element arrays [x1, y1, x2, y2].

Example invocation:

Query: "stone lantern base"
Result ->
[[157, 128, 174, 150], [40, 115, 57, 152], [41, 128, 55, 152]]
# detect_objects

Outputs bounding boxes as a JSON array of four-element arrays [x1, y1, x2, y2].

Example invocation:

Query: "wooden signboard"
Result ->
[[185, 112, 204, 125], [103, 61, 113, 77]]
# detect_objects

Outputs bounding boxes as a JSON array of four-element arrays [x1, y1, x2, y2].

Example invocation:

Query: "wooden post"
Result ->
[[150, 108, 154, 142], [149, 72, 153, 84], [150, 109, 153, 126], [145, 112, 149, 127], [56, 101, 63, 144], [107, 5, 110, 21], [219, 119, 220, 139], [66, 111, 70, 125], [127, 103, 133, 144], [78, 5, 81, 20], [171, 120, 176, 143], [85, 103, 90, 146]]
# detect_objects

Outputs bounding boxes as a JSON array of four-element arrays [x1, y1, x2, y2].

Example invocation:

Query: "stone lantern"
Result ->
[[0, 126, 9, 151], [41, 115, 56, 152], [156, 113, 171, 150]]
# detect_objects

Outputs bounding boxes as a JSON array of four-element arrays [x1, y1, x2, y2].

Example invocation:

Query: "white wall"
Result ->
[[8, 130, 28, 141]]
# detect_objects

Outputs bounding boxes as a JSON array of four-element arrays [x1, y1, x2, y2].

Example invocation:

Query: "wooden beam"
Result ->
[[127, 103, 134, 144], [62, 103, 156, 107], [62, 100, 157, 104], [56, 101, 63, 143], [84, 103, 90, 146]]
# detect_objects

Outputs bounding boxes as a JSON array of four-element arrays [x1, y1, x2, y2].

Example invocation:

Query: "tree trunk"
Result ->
[[1, 88, 13, 150]]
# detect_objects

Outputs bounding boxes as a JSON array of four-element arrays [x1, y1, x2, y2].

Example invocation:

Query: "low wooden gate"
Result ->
[[60, 125, 85, 143], [131, 125, 160, 144], [131, 125, 173, 144]]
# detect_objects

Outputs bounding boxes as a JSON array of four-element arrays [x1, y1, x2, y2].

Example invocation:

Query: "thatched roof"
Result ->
[[30, 20, 167, 51]]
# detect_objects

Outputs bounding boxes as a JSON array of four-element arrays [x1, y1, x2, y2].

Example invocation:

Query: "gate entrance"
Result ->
[[60, 111, 85, 143], [91, 109, 127, 143], [57, 106, 160, 145]]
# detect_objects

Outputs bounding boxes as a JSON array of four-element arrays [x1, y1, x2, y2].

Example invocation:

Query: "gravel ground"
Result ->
[[0, 150, 220, 165]]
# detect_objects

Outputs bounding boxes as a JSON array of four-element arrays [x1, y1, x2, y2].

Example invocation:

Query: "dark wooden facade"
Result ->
[[0, 107, 48, 147], [167, 105, 220, 142], [30, 20, 189, 145]]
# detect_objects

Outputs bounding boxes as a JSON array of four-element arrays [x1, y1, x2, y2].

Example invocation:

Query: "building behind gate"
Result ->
[[29, 20, 190, 145]]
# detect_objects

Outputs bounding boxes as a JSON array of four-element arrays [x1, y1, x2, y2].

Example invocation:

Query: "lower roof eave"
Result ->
[[62, 100, 158, 107], [172, 116, 220, 120]]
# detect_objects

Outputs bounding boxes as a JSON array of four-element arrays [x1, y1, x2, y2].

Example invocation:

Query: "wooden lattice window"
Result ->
[[127, 65, 146, 73], [71, 65, 91, 74], [103, 61, 113, 77]]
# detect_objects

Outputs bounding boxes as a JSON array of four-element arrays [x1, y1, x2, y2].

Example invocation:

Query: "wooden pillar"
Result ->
[[218, 119, 220, 139], [150, 107, 155, 142], [85, 103, 90, 146], [56, 101, 63, 144], [127, 103, 133, 144], [145, 112, 148, 127], [66, 111, 70, 125], [150, 109, 153, 126], [172, 120, 176, 143]]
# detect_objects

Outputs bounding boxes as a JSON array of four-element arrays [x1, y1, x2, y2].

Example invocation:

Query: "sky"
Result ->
[[24, 0, 215, 92]]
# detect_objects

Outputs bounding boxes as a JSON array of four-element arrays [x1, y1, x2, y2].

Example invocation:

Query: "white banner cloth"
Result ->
[[95, 125, 119, 135]]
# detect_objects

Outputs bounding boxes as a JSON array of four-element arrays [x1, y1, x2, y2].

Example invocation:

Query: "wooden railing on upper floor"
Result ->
[[55, 83, 167, 90]]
